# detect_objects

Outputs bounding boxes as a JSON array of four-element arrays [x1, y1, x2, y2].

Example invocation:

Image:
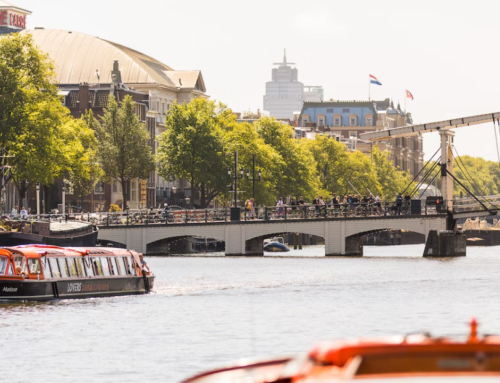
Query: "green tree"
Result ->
[[96, 95, 155, 209], [255, 117, 320, 202], [65, 113, 102, 206], [157, 98, 234, 208], [371, 145, 414, 199], [0, 33, 69, 203], [223, 121, 281, 206]]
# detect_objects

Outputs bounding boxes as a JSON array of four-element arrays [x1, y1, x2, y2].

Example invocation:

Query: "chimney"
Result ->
[[78, 82, 89, 115], [111, 60, 122, 85]]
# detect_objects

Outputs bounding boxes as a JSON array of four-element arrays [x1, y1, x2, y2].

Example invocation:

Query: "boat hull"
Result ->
[[263, 243, 290, 252], [0, 275, 155, 301]]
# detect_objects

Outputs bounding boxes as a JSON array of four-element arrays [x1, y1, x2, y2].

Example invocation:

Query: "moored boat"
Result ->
[[0, 245, 154, 301], [182, 319, 500, 382], [263, 237, 290, 252]]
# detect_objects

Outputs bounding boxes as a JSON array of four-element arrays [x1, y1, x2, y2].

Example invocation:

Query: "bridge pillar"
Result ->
[[423, 230, 466, 257]]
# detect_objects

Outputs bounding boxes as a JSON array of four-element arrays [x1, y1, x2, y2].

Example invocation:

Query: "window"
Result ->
[[13, 256, 26, 272], [7, 263, 14, 276], [112, 181, 117, 193], [334, 118, 340, 126], [49, 258, 60, 278], [0, 256, 7, 274], [28, 259, 41, 274], [58, 258, 69, 278], [67, 258, 79, 277], [42, 258, 52, 278], [350, 118, 356, 126], [156, 101, 159, 111], [122, 257, 135, 275], [327, 108, 333, 113], [92, 258, 103, 276], [366, 117, 372, 125], [318, 118, 324, 126], [100, 257, 111, 276], [342, 108, 349, 113], [350, 131, 357, 138], [114, 258, 123, 276]]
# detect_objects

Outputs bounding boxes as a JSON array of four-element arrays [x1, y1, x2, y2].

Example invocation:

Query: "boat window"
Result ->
[[7, 263, 14, 275], [108, 257, 116, 276], [123, 257, 135, 275], [42, 257, 52, 278], [83, 257, 94, 277], [0, 256, 7, 275], [58, 258, 69, 278], [67, 258, 79, 277], [114, 257, 123, 275], [13, 256, 26, 272], [92, 258, 104, 276], [28, 259, 41, 274], [75, 258, 86, 277], [49, 258, 60, 278], [100, 257, 111, 276]]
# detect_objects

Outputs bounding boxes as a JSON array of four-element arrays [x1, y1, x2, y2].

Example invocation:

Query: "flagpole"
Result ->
[[368, 78, 370, 101], [404, 90, 406, 113]]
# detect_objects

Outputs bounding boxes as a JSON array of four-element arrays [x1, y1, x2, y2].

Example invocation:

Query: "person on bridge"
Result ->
[[396, 193, 403, 215], [404, 193, 411, 214]]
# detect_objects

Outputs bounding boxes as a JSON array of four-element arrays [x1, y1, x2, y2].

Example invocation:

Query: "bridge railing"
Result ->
[[87, 202, 446, 227]]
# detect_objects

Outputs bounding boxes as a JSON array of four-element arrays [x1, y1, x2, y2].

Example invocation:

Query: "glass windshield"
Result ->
[[28, 259, 41, 274], [0, 256, 8, 275]]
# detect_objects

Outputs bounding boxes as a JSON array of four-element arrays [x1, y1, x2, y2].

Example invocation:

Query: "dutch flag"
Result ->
[[369, 74, 382, 86]]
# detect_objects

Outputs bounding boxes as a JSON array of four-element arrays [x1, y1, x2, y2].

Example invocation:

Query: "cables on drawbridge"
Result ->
[[399, 147, 441, 197], [452, 146, 497, 208], [407, 157, 441, 198]]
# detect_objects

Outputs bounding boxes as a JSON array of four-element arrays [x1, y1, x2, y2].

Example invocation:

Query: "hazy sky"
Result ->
[[16, 0, 500, 161]]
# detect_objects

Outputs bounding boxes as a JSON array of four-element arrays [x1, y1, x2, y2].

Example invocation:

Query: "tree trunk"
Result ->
[[190, 176, 195, 209], [200, 183, 206, 208], [121, 179, 127, 211]]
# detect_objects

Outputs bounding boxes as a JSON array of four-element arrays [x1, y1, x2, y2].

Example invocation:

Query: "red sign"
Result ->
[[0, 10, 26, 29]]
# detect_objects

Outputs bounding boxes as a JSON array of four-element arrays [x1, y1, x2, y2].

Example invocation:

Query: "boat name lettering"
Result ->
[[81, 283, 110, 292], [67, 283, 82, 292], [2, 287, 17, 292]]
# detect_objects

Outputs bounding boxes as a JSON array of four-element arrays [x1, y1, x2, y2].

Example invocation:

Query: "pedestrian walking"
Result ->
[[276, 197, 284, 218]]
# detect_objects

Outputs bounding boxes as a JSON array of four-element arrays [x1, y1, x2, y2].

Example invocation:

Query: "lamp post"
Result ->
[[228, 151, 244, 221], [172, 186, 177, 205], [185, 197, 190, 208], [61, 182, 66, 215], [246, 155, 262, 204], [36, 182, 40, 217]]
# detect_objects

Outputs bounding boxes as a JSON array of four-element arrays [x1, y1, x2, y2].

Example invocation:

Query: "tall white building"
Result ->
[[263, 50, 304, 119]]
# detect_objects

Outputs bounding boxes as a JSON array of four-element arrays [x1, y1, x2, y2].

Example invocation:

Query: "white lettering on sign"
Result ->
[[67, 283, 82, 293], [2, 287, 18, 292]]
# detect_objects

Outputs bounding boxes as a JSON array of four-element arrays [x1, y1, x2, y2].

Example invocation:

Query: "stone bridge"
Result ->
[[97, 215, 446, 256]]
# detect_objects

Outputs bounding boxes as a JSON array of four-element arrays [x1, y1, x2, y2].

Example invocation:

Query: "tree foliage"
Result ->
[[65, 112, 102, 204], [0, 33, 70, 201], [96, 95, 155, 209], [157, 98, 234, 208]]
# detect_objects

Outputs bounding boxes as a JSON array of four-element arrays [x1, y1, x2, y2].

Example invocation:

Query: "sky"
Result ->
[[15, 0, 500, 161]]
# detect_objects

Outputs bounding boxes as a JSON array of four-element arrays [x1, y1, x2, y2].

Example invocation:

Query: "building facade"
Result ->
[[299, 99, 423, 179], [16, 28, 208, 212]]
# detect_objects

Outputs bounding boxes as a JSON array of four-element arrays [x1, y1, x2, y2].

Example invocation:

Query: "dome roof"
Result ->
[[22, 29, 205, 92]]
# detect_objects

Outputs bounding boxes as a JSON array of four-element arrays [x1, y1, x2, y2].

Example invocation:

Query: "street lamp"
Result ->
[[172, 186, 177, 205], [228, 151, 244, 221], [36, 182, 40, 217], [61, 182, 66, 215], [246, 155, 262, 204], [185, 196, 190, 208]]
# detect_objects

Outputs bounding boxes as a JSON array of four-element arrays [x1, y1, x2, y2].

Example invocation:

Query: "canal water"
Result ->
[[3, 245, 500, 383]]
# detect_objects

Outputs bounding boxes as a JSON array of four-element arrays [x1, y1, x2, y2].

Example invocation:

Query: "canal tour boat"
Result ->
[[182, 319, 500, 382], [0, 245, 154, 301]]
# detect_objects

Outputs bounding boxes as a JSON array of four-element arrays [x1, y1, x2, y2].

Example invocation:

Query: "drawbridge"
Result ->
[[360, 112, 500, 224]]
